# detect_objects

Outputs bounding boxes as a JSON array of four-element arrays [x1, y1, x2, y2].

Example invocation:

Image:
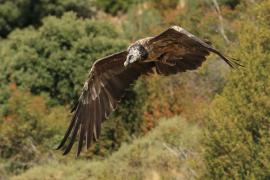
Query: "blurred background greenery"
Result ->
[[0, 0, 269, 179]]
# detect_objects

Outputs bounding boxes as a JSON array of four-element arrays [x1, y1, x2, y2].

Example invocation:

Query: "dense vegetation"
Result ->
[[204, 1, 270, 178], [0, 0, 94, 37], [0, 13, 127, 105], [0, 0, 268, 179], [13, 117, 203, 180]]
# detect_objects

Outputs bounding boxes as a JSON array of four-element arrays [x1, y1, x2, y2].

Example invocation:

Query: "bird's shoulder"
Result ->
[[136, 36, 154, 45], [128, 37, 153, 49], [169, 25, 188, 33]]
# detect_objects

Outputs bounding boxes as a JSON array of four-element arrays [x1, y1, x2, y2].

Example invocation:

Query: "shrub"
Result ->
[[139, 70, 217, 132], [13, 117, 204, 180], [0, 0, 94, 37], [122, 7, 162, 40], [0, 11, 154, 160], [0, 85, 68, 174], [94, 0, 139, 15], [0, 12, 138, 160], [0, 12, 127, 105], [204, 1, 270, 179]]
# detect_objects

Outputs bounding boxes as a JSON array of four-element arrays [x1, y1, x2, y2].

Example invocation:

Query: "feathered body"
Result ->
[[57, 26, 242, 156]]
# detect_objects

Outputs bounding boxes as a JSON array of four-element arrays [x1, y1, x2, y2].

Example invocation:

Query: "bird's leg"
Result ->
[[163, 60, 176, 66], [158, 53, 176, 66]]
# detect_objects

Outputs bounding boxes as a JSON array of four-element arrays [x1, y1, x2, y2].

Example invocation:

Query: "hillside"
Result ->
[[1, 0, 270, 179], [12, 117, 202, 180]]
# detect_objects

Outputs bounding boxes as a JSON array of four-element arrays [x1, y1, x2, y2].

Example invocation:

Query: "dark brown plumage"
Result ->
[[57, 26, 242, 156]]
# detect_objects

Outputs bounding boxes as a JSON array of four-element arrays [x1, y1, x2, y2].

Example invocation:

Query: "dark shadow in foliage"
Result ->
[[95, 0, 139, 15], [0, 0, 95, 37], [0, 13, 127, 105], [219, 0, 240, 9]]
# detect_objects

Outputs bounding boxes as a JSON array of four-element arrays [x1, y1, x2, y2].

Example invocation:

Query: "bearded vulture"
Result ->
[[57, 26, 242, 156]]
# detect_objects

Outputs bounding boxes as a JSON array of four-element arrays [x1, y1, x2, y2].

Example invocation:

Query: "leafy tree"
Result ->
[[149, 0, 180, 9], [0, 13, 139, 160], [123, 7, 162, 41], [0, 12, 127, 105], [204, 1, 270, 179], [0, 11, 150, 162], [94, 0, 139, 15], [12, 117, 203, 180], [0, 85, 68, 174], [0, 0, 94, 37]]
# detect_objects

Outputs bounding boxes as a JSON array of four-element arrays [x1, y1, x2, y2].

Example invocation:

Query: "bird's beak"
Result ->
[[124, 55, 136, 67]]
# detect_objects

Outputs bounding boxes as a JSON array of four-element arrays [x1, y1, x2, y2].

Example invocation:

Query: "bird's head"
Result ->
[[124, 44, 148, 67]]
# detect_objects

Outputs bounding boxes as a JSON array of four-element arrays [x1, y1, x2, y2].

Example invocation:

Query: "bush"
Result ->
[[204, 1, 270, 179], [0, 12, 135, 160], [0, 10, 152, 160], [94, 0, 139, 15], [139, 70, 218, 132], [0, 0, 94, 37], [13, 117, 204, 180], [0, 85, 68, 174], [123, 7, 162, 40], [0, 12, 127, 105]]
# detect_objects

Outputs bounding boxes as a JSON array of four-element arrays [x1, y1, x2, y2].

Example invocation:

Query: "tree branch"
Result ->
[[212, 0, 230, 44]]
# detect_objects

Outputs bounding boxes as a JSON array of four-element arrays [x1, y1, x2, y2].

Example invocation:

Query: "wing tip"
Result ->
[[223, 56, 244, 69], [209, 48, 244, 69], [55, 142, 64, 150], [62, 149, 70, 156], [229, 57, 245, 69]]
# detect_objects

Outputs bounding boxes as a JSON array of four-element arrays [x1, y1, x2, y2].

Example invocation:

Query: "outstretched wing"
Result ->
[[148, 26, 242, 75], [57, 51, 154, 156]]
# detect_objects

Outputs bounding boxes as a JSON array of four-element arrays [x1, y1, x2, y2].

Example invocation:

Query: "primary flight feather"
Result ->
[[57, 26, 241, 156]]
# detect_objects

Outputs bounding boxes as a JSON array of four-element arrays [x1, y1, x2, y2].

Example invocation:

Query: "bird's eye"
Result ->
[[128, 55, 133, 60]]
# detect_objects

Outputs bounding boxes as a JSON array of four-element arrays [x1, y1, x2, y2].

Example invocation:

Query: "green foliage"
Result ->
[[0, 86, 68, 174], [0, 12, 134, 163], [0, 162, 8, 180], [0, 12, 127, 105], [0, 0, 268, 179], [204, 1, 270, 179], [123, 7, 162, 40], [13, 117, 204, 180], [0, 0, 94, 37], [149, 0, 179, 9], [218, 0, 240, 9], [94, 0, 139, 15]]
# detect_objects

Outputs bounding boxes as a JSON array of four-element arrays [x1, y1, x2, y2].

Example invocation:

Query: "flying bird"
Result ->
[[57, 26, 242, 156]]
